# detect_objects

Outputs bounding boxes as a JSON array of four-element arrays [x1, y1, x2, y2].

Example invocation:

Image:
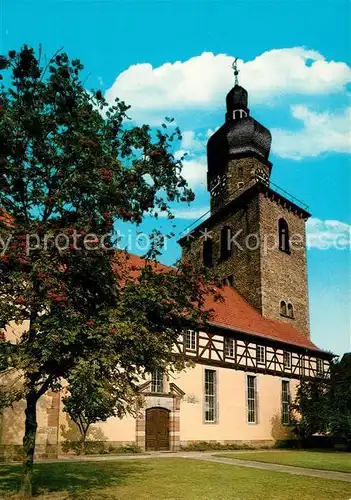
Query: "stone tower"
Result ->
[[179, 76, 311, 338]]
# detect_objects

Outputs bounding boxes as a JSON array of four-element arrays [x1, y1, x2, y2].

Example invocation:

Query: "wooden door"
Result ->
[[145, 407, 170, 451]]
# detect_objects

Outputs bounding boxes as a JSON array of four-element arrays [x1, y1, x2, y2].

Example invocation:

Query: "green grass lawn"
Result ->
[[214, 450, 351, 473], [0, 458, 351, 500]]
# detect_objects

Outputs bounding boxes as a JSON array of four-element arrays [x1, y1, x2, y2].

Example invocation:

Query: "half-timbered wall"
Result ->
[[173, 329, 330, 380], [1, 326, 331, 458]]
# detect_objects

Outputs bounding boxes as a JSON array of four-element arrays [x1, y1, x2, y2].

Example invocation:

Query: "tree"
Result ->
[[328, 353, 351, 447], [62, 358, 140, 455], [290, 377, 330, 443], [290, 355, 351, 449], [0, 46, 214, 497]]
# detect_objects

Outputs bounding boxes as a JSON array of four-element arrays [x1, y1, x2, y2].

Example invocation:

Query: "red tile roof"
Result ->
[[0, 208, 13, 227], [113, 252, 171, 277], [203, 285, 320, 351], [118, 253, 322, 352]]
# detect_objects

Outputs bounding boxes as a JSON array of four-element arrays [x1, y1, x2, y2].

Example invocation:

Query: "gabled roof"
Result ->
[[119, 253, 323, 354]]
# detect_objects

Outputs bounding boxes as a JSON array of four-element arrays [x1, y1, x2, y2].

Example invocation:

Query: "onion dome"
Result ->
[[207, 61, 272, 188], [226, 115, 272, 161]]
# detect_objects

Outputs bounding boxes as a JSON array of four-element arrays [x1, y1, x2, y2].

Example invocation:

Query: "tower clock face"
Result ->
[[209, 173, 227, 197], [255, 167, 269, 186]]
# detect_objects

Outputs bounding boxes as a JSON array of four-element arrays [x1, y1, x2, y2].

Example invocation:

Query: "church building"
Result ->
[[0, 72, 333, 458]]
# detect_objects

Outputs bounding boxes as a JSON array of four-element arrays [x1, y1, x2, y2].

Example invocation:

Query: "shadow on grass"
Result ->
[[0, 460, 148, 497]]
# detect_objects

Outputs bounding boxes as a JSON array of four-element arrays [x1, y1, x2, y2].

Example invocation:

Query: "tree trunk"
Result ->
[[80, 427, 89, 456], [80, 437, 85, 456], [20, 391, 38, 498]]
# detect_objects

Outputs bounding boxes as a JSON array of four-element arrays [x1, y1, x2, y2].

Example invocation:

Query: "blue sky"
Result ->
[[1, 0, 350, 355]]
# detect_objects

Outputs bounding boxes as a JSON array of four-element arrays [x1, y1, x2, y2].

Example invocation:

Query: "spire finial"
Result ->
[[231, 58, 239, 86]]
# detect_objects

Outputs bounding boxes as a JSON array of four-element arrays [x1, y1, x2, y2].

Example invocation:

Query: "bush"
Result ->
[[61, 440, 106, 455], [107, 444, 142, 454], [62, 440, 142, 455], [274, 439, 300, 449], [180, 441, 256, 452], [274, 435, 351, 450]]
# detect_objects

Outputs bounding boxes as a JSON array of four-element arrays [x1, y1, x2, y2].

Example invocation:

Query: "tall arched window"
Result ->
[[280, 300, 287, 316], [220, 226, 232, 260], [203, 238, 213, 268], [287, 303, 294, 318], [278, 218, 290, 253]]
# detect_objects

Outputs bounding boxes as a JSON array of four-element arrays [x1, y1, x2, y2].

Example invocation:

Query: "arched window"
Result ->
[[278, 218, 290, 253], [280, 300, 287, 316], [220, 226, 232, 260], [203, 238, 213, 268], [287, 303, 294, 318]]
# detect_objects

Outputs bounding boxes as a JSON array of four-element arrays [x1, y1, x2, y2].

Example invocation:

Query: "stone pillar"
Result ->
[[170, 396, 181, 451], [45, 391, 60, 458], [135, 412, 146, 452]]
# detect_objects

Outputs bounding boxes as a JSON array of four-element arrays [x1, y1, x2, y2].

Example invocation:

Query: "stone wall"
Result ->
[[183, 193, 263, 314], [258, 192, 310, 338], [211, 157, 270, 214], [183, 184, 310, 338]]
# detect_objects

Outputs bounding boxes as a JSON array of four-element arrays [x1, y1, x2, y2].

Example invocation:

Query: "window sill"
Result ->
[[279, 248, 291, 255], [280, 313, 294, 319]]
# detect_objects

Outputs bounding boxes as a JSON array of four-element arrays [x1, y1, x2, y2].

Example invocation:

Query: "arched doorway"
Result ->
[[145, 407, 170, 451]]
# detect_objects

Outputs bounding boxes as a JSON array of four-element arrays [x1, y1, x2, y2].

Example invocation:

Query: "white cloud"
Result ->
[[105, 48, 351, 122], [180, 154, 207, 189], [306, 218, 351, 249], [272, 105, 351, 160], [176, 130, 215, 189], [180, 128, 216, 151], [180, 130, 205, 152]]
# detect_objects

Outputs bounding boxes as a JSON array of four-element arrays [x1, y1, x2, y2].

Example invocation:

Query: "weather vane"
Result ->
[[231, 58, 239, 86]]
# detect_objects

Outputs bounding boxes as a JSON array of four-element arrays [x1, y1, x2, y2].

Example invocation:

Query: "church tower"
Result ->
[[207, 76, 272, 214], [179, 61, 311, 338]]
